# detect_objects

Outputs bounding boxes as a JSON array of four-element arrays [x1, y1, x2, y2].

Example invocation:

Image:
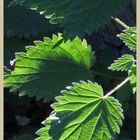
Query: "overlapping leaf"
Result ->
[[5, 0, 59, 38], [108, 54, 135, 71], [4, 34, 95, 101], [117, 27, 136, 51], [9, 0, 128, 38], [36, 81, 124, 140]]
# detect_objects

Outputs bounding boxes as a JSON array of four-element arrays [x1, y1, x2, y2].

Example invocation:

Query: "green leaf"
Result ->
[[128, 64, 136, 93], [5, 0, 59, 38], [4, 34, 94, 102], [36, 81, 124, 140], [117, 27, 136, 51], [108, 54, 135, 71], [9, 0, 128, 38]]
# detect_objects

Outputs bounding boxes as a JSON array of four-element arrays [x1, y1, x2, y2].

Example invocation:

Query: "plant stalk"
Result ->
[[112, 17, 129, 29], [103, 77, 130, 98]]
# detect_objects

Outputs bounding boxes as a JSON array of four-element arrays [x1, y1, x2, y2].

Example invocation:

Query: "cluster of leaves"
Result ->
[[4, 0, 136, 140], [109, 26, 136, 93], [4, 25, 136, 139]]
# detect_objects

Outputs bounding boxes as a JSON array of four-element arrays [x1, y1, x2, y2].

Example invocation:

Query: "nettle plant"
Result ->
[[4, 16, 136, 139]]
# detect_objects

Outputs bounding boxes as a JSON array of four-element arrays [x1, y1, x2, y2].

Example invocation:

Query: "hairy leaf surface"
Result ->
[[9, 0, 128, 38], [4, 34, 94, 101], [108, 54, 135, 71], [36, 81, 124, 140]]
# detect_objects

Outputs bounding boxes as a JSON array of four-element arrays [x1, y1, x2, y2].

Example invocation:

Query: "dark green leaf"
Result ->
[[5, 0, 59, 37], [9, 0, 128, 38]]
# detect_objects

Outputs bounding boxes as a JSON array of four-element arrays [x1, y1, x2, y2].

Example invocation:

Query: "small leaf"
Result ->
[[36, 81, 124, 140], [108, 54, 135, 71], [128, 64, 136, 93], [117, 27, 136, 51], [4, 34, 95, 102]]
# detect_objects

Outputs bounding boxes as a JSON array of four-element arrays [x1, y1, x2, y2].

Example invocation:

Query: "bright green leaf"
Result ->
[[9, 0, 128, 38], [117, 27, 136, 51], [108, 54, 135, 71], [4, 34, 94, 102], [128, 64, 136, 93], [36, 81, 124, 140]]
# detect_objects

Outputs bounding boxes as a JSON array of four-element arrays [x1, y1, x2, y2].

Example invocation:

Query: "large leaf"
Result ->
[[9, 0, 128, 38], [108, 54, 135, 71], [4, 34, 94, 101], [5, 0, 59, 38], [36, 81, 124, 140], [117, 27, 136, 51]]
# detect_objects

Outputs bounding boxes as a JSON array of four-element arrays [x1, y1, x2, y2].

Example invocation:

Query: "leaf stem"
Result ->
[[112, 17, 129, 29], [103, 77, 130, 98]]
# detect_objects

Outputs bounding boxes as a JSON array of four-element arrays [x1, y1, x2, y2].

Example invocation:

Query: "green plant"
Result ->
[[4, 18, 136, 139]]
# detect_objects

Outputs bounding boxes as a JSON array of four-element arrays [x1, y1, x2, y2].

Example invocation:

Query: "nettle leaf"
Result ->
[[128, 65, 136, 93], [36, 81, 124, 140], [9, 0, 128, 38], [117, 27, 136, 51], [5, 0, 58, 38], [108, 54, 135, 71], [4, 34, 94, 101]]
